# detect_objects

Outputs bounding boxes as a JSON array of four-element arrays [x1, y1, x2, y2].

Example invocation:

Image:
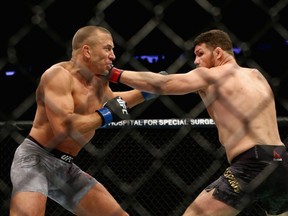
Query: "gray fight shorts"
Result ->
[[10, 137, 98, 213]]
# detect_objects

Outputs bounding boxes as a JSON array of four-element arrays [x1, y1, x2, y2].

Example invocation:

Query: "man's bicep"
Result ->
[[43, 72, 74, 131]]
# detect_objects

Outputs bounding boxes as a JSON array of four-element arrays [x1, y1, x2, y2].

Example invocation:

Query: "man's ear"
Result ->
[[82, 45, 91, 58], [214, 47, 223, 59]]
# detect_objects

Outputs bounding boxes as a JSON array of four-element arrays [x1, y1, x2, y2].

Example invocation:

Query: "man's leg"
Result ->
[[183, 189, 239, 216], [10, 192, 47, 216], [73, 182, 129, 216]]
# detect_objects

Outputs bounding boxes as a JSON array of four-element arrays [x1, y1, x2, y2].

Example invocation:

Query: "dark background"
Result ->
[[1, 1, 288, 216], [0, 0, 287, 122]]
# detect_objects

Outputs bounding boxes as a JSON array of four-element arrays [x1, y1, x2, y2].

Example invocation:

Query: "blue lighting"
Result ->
[[233, 47, 241, 54], [135, 55, 165, 63], [5, 71, 16, 76]]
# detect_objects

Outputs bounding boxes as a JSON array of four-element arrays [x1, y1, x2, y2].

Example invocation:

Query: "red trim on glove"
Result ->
[[109, 67, 123, 83]]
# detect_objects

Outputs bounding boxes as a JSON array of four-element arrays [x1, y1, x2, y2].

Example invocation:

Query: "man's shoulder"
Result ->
[[41, 63, 72, 83]]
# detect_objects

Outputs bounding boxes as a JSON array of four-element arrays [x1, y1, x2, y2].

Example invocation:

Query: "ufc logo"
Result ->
[[60, 155, 74, 163], [117, 98, 128, 114]]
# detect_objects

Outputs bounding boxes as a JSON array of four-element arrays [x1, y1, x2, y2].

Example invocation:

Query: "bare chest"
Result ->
[[72, 81, 105, 113]]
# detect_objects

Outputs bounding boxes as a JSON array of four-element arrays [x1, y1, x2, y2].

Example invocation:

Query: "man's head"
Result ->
[[193, 29, 234, 68], [193, 29, 234, 57], [72, 26, 112, 51], [70, 26, 115, 76]]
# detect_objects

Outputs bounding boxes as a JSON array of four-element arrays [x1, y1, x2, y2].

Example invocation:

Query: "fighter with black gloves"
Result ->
[[96, 96, 130, 127]]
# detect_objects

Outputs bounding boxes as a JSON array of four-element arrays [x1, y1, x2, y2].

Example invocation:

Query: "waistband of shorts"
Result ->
[[231, 144, 287, 163], [27, 135, 75, 164]]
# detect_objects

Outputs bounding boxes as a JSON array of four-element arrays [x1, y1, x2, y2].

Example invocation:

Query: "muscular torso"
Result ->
[[198, 65, 283, 162], [29, 61, 110, 156]]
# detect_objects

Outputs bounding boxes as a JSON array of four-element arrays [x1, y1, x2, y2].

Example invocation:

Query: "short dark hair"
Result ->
[[193, 29, 234, 56], [72, 26, 111, 50]]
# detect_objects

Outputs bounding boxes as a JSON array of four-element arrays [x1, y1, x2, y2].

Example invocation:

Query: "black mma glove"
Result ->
[[140, 71, 168, 101], [96, 96, 130, 126]]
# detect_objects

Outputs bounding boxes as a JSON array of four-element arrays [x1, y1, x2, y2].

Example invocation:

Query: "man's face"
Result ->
[[89, 32, 116, 76], [193, 43, 216, 69]]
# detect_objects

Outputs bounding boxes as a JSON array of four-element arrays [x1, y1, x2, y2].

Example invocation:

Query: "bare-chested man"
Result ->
[[10, 26, 154, 216], [108, 29, 288, 216]]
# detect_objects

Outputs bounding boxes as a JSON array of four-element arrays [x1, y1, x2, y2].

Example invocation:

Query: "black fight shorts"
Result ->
[[205, 145, 288, 215]]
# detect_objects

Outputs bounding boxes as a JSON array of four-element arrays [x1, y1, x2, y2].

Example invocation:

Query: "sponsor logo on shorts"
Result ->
[[60, 155, 74, 163], [224, 168, 240, 193], [273, 150, 282, 161]]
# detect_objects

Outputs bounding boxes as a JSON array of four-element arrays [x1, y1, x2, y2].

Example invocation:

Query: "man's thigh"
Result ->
[[73, 183, 128, 216], [10, 191, 47, 216], [182, 189, 240, 216]]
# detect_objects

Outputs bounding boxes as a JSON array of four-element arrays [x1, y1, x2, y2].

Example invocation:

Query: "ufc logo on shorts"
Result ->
[[117, 98, 128, 114], [61, 155, 73, 163]]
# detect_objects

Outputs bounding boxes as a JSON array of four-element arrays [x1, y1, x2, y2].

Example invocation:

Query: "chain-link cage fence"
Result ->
[[1, 0, 288, 215], [1, 119, 288, 216]]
